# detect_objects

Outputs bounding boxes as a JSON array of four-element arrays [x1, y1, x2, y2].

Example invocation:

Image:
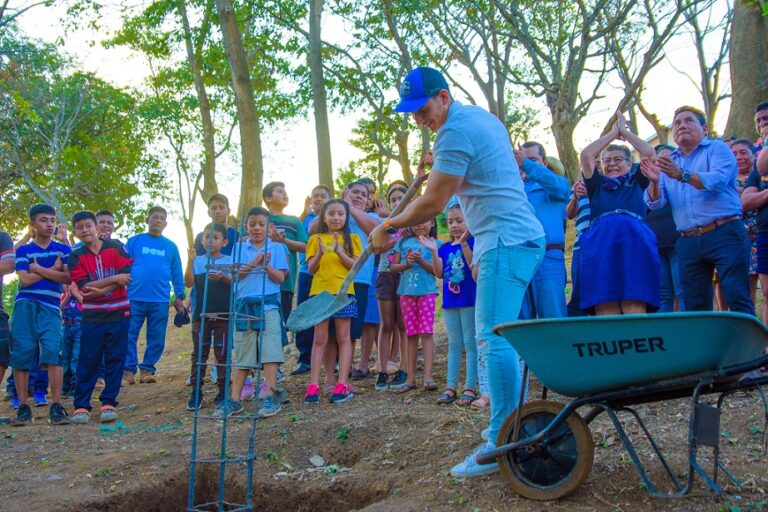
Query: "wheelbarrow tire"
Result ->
[[496, 400, 593, 501]]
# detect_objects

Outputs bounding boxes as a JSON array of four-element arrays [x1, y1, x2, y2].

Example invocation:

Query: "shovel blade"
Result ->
[[286, 292, 355, 332]]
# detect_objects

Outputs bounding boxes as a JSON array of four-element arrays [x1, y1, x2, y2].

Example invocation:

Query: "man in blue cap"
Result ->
[[370, 66, 545, 477]]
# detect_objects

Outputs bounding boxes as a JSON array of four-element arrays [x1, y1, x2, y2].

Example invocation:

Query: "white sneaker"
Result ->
[[450, 442, 499, 478]]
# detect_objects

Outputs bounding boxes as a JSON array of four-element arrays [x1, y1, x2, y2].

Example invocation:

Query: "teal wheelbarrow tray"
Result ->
[[476, 312, 768, 501]]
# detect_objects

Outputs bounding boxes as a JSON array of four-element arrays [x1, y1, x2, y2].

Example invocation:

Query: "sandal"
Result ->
[[456, 388, 477, 406], [470, 395, 490, 410], [392, 383, 417, 394], [436, 388, 457, 404], [423, 379, 438, 391]]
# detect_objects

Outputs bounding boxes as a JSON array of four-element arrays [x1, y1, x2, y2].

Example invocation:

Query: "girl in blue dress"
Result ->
[[579, 112, 660, 315]]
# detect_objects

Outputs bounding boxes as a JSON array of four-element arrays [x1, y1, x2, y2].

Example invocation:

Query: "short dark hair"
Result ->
[[95, 210, 114, 219], [731, 138, 756, 155], [262, 182, 284, 199], [203, 222, 228, 238], [755, 101, 768, 114], [601, 144, 631, 161], [357, 177, 376, 190], [29, 203, 55, 220], [72, 210, 97, 227], [522, 141, 547, 161], [246, 206, 270, 219], [147, 206, 167, 217], [347, 180, 370, 196], [311, 185, 332, 197], [654, 144, 676, 155], [207, 193, 230, 207], [673, 106, 707, 127]]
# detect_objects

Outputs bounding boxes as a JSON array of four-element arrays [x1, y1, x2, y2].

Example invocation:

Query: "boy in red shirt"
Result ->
[[68, 211, 133, 424]]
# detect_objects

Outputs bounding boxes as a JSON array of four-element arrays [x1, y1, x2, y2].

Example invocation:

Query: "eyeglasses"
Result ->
[[601, 157, 627, 164]]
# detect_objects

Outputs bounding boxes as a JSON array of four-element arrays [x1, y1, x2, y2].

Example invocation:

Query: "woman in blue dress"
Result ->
[[579, 112, 660, 315]]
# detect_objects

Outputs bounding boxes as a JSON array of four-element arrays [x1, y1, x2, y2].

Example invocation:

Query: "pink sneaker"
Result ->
[[257, 379, 268, 400], [240, 378, 254, 401]]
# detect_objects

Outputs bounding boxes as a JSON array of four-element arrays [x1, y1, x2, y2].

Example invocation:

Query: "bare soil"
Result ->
[[0, 318, 766, 512]]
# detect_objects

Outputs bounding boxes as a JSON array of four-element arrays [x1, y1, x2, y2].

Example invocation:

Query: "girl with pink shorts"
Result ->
[[389, 219, 441, 393]]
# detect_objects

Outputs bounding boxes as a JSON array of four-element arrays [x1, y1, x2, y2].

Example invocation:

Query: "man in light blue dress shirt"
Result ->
[[370, 66, 545, 478], [643, 106, 752, 313]]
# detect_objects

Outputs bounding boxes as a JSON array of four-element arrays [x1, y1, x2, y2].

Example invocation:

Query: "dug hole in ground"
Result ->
[[0, 314, 766, 511]]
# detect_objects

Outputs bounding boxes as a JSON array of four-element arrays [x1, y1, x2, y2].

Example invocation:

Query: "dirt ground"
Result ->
[[0, 317, 766, 512]]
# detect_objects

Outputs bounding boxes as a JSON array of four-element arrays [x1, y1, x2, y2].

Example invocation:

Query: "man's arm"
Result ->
[[347, 205, 381, 234], [758, 147, 768, 176], [523, 159, 570, 201], [580, 123, 619, 180], [370, 170, 462, 252]]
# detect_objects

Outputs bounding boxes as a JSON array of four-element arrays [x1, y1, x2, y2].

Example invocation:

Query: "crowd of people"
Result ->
[[1, 65, 767, 482]]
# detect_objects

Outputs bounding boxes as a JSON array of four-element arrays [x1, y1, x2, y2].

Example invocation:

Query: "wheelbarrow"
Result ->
[[476, 312, 768, 500]]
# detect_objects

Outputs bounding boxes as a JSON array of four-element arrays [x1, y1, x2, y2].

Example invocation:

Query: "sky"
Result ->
[[16, 1, 733, 265]]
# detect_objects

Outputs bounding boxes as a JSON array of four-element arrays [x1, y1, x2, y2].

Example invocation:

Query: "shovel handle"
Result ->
[[334, 172, 430, 295]]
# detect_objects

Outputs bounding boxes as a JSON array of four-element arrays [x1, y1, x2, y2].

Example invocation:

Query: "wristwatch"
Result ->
[[680, 170, 691, 183], [383, 219, 398, 235]]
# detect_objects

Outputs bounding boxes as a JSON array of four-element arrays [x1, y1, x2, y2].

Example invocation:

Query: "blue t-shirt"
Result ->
[[15, 240, 72, 310], [298, 212, 317, 275], [126, 233, 185, 303], [438, 237, 477, 308], [394, 237, 442, 296], [432, 101, 544, 263], [235, 240, 289, 310]]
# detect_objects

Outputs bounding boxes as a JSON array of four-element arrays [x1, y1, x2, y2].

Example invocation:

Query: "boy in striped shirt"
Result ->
[[11, 204, 72, 426], [68, 211, 133, 424]]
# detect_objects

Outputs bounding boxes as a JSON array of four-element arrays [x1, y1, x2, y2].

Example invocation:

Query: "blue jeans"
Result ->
[[476, 240, 545, 443], [295, 272, 314, 366], [124, 301, 169, 374], [444, 307, 478, 390], [676, 220, 753, 314], [61, 322, 81, 393], [75, 319, 129, 410], [658, 247, 684, 312], [519, 249, 567, 320]]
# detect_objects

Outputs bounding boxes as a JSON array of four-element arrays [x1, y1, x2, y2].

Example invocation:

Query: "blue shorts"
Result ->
[[0, 314, 9, 367], [10, 300, 63, 370], [332, 298, 358, 319]]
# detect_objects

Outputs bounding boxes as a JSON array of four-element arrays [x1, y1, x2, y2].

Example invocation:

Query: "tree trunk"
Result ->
[[179, 3, 219, 202], [395, 130, 413, 184], [547, 92, 580, 183], [723, 2, 768, 139], [214, 0, 264, 215], [309, 0, 334, 194]]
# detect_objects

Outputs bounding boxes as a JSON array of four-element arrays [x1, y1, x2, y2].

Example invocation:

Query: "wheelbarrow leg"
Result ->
[[688, 382, 725, 496]]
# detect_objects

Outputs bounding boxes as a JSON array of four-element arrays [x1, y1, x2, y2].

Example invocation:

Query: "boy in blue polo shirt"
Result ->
[[10, 204, 72, 426]]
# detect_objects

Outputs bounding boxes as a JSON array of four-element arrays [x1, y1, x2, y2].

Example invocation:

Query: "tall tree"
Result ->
[[309, 0, 334, 192], [602, 0, 711, 143], [724, 1, 768, 138], [490, 0, 636, 182], [0, 32, 166, 233], [214, 0, 264, 213]]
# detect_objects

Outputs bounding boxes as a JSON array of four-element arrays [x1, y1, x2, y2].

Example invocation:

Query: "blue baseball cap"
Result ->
[[394, 66, 450, 113]]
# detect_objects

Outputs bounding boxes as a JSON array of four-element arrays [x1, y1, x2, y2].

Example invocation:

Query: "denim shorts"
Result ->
[[10, 300, 63, 370], [0, 314, 9, 367]]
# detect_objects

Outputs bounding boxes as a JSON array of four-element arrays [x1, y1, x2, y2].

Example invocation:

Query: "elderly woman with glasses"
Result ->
[[578, 112, 660, 315]]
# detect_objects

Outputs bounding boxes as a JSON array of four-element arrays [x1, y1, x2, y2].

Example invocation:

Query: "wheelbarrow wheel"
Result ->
[[496, 400, 593, 500]]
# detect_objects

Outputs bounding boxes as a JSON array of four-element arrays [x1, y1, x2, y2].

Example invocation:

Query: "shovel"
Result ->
[[286, 172, 430, 332]]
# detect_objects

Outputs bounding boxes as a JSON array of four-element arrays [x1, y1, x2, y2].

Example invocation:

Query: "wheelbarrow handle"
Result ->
[[333, 172, 430, 295]]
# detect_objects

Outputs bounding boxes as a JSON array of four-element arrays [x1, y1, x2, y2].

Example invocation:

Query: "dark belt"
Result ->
[[63, 320, 81, 326], [545, 243, 564, 251], [679, 215, 739, 238]]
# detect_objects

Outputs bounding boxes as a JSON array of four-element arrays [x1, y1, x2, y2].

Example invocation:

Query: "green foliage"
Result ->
[[2, 279, 18, 316], [0, 29, 167, 233]]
